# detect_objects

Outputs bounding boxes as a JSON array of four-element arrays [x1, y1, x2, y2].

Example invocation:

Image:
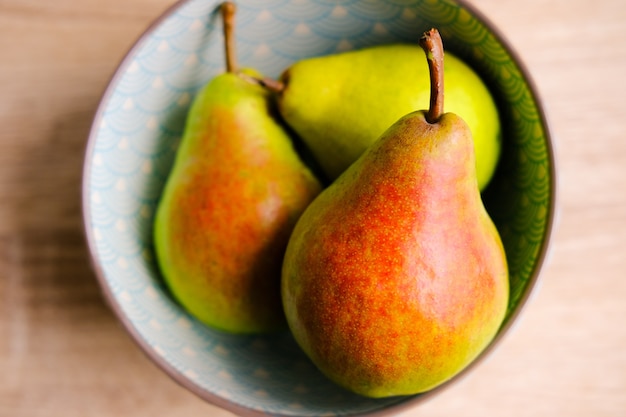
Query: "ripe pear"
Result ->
[[153, 2, 321, 334], [281, 29, 508, 397], [270, 42, 500, 190]]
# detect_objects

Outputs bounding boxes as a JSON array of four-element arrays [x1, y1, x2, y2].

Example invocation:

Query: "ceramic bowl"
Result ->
[[82, 0, 556, 415]]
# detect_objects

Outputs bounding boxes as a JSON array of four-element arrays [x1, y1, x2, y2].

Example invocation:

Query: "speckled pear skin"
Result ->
[[277, 44, 501, 190], [154, 69, 321, 334], [281, 110, 509, 398]]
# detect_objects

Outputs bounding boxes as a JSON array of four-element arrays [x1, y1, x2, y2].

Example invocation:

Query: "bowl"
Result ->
[[82, 0, 556, 415]]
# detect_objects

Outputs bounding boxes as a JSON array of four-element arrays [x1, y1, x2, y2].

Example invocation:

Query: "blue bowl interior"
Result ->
[[83, 0, 553, 416]]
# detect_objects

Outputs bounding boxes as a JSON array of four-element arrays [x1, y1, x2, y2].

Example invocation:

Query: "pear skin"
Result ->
[[276, 44, 501, 190], [281, 29, 508, 397], [154, 69, 321, 334]]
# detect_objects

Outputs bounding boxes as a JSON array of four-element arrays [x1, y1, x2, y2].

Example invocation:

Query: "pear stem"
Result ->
[[419, 28, 445, 124], [236, 73, 286, 93], [255, 77, 285, 94], [221, 1, 237, 73]]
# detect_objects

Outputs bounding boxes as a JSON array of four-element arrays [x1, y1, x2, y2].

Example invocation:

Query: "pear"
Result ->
[[153, 2, 321, 334], [267, 42, 500, 190], [281, 29, 509, 397]]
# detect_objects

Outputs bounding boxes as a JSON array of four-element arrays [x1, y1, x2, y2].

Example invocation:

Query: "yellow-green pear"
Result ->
[[281, 29, 508, 398], [272, 42, 500, 190], [153, 2, 321, 334]]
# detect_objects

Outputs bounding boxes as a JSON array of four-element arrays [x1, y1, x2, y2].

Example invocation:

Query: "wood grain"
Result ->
[[1, 0, 625, 416]]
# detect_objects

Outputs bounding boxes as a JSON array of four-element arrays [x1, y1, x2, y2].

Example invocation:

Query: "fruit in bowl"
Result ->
[[153, 3, 321, 335], [281, 28, 509, 398], [82, 1, 555, 416], [266, 38, 501, 190]]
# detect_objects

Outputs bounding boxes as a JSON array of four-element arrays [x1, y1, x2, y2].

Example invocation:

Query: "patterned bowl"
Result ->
[[82, 0, 556, 415]]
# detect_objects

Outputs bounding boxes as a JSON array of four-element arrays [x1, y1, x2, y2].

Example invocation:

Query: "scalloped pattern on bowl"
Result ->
[[83, 1, 554, 416]]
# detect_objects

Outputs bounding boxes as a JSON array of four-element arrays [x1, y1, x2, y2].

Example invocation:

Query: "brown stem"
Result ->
[[221, 1, 237, 73], [237, 72, 286, 94], [256, 77, 285, 94], [419, 28, 445, 124]]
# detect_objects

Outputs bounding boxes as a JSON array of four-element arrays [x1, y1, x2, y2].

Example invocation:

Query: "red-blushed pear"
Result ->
[[153, 2, 321, 334], [281, 28, 509, 398]]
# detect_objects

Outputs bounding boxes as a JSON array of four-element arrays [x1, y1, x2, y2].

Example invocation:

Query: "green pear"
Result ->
[[272, 42, 500, 190], [153, 2, 321, 334], [281, 29, 508, 397]]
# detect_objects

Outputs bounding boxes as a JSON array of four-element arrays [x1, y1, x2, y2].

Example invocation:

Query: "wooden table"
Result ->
[[1, 0, 625, 415]]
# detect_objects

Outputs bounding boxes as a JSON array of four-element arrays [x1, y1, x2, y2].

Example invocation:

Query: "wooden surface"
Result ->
[[1, 0, 625, 416]]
